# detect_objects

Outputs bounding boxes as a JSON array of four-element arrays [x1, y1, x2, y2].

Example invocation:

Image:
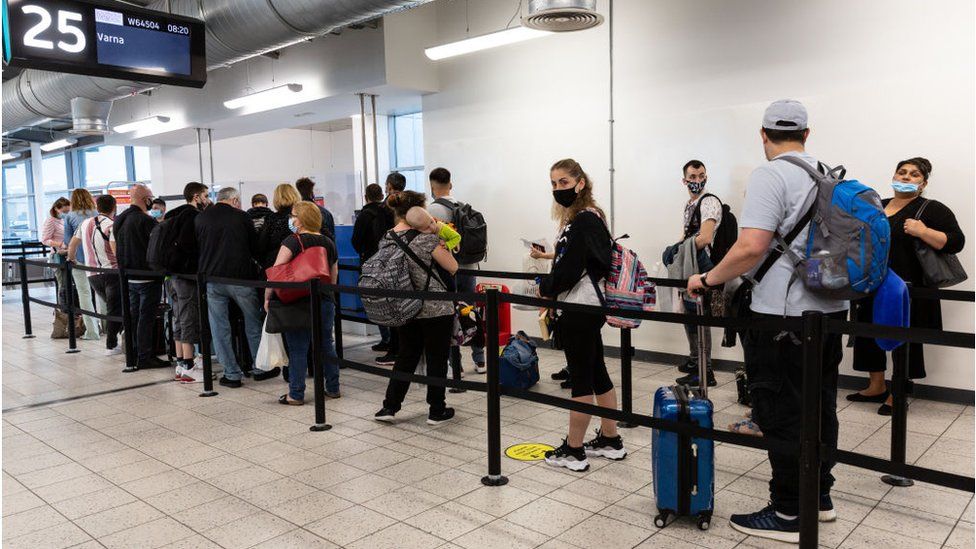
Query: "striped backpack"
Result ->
[[583, 209, 656, 328]]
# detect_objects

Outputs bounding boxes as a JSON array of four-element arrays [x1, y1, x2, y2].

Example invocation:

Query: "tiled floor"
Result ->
[[2, 289, 974, 548]]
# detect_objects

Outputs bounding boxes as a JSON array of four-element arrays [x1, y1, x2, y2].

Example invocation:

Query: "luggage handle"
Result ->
[[695, 297, 708, 400], [690, 442, 699, 495]]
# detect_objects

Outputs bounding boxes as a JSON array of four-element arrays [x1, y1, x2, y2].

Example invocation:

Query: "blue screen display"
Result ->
[[94, 20, 190, 75]]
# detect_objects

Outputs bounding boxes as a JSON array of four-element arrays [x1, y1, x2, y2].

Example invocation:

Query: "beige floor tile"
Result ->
[[3, 521, 93, 549], [861, 502, 956, 544], [2, 489, 46, 517], [100, 517, 196, 549], [2, 504, 67, 540], [325, 472, 404, 504], [206, 465, 283, 494], [548, 477, 630, 512], [269, 490, 356, 526], [120, 468, 198, 499], [453, 519, 550, 549], [143, 481, 229, 515], [455, 485, 540, 518], [347, 522, 446, 549], [413, 468, 484, 500], [557, 514, 651, 548], [374, 456, 447, 484], [74, 500, 164, 538], [98, 458, 173, 484], [201, 510, 294, 549], [171, 495, 261, 532], [158, 534, 224, 548], [504, 496, 593, 537], [945, 520, 975, 549], [306, 505, 396, 546], [363, 485, 447, 521], [406, 501, 496, 541], [51, 485, 138, 520], [250, 528, 339, 548], [839, 523, 942, 549], [14, 461, 91, 489], [293, 461, 367, 490], [235, 476, 318, 509]]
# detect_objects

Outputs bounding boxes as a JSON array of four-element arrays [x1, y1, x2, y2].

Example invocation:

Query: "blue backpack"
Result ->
[[775, 156, 890, 300]]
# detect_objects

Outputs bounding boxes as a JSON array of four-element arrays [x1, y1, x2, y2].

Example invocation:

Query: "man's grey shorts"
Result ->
[[168, 278, 200, 343]]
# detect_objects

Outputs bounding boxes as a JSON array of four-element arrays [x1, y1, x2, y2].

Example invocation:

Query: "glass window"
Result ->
[[3, 162, 29, 195], [389, 112, 425, 194], [42, 154, 69, 191], [132, 147, 151, 181], [3, 196, 34, 239], [81, 146, 128, 187]]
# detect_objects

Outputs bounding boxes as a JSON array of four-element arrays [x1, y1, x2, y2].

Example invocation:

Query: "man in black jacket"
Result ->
[[295, 177, 335, 239], [164, 182, 209, 383], [113, 184, 170, 370], [351, 183, 393, 263], [195, 187, 279, 388]]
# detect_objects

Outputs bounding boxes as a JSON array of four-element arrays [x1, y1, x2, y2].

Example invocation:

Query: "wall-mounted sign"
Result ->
[[2, 0, 207, 87]]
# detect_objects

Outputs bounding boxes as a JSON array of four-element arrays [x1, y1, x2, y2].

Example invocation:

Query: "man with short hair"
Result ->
[[247, 193, 273, 232], [195, 187, 280, 387], [114, 184, 170, 369], [385, 171, 407, 198], [164, 182, 211, 383], [687, 100, 846, 543], [150, 198, 166, 222], [352, 183, 397, 354], [68, 193, 122, 355], [675, 159, 721, 387], [295, 177, 335, 239], [427, 167, 486, 374]]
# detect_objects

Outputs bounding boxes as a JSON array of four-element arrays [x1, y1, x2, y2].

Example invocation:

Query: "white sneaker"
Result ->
[[474, 362, 486, 374], [179, 365, 208, 384], [174, 364, 185, 381], [104, 347, 124, 356]]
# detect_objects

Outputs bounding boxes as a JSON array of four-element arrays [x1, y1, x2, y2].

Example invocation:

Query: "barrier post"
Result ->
[[881, 344, 914, 487], [309, 278, 332, 432], [798, 310, 825, 548], [119, 269, 138, 372], [196, 273, 218, 397], [617, 328, 636, 428], [64, 261, 80, 354], [333, 288, 344, 362], [482, 288, 508, 487], [18, 257, 35, 339]]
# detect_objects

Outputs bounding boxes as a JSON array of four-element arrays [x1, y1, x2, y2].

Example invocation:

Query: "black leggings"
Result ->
[[560, 311, 614, 398], [382, 315, 453, 413]]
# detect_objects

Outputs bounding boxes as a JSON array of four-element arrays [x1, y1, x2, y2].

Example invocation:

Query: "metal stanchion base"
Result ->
[[481, 475, 509, 487], [66, 349, 80, 354], [881, 474, 914, 487], [449, 388, 467, 394], [617, 421, 637, 429], [310, 423, 333, 432], [198, 391, 218, 398], [22, 334, 35, 339]]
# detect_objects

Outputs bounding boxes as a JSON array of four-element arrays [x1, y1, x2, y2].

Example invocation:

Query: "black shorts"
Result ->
[[560, 311, 614, 398]]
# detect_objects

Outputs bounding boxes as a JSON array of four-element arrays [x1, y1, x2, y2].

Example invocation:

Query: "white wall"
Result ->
[[421, 0, 975, 390], [151, 127, 358, 223]]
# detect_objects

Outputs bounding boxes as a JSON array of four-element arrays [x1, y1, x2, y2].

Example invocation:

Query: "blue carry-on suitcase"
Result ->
[[652, 298, 715, 530]]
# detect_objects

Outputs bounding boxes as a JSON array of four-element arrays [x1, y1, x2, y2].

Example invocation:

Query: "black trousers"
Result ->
[[89, 273, 122, 349], [382, 315, 452, 414], [742, 311, 845, 516], [128, 281, 161, 363], [560, 311, 614, 398]]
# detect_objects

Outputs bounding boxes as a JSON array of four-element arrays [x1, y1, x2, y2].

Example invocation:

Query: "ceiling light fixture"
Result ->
[[223, 84, 303, 111], [1, 152, 21, 161], [424, 26, 552, 61], [113, 115, 171, 134], [40, 138, 77, 152]]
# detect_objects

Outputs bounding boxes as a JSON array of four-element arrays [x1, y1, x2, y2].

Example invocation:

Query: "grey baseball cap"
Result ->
[[762, 99, 808, 131]]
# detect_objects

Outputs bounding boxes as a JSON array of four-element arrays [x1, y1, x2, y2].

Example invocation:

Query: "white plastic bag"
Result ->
[[256, 319, 288, 369], [649, 261, 682, 313], [514, 255, 550, 310]]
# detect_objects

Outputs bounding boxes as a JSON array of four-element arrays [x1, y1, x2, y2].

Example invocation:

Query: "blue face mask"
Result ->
[[149, 209, 163, 219], [891, 180, 920, 194], [288, 218, 298, 233]]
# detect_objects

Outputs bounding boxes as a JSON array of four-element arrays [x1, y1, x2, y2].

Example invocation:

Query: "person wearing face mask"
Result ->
[[150, 198, 167, 222], [162, 182, 210, 383], [848, 157, 965, 415], [675, 159, 723, 387], [42, 197, 71, 307], [538, 158, 626, 473]]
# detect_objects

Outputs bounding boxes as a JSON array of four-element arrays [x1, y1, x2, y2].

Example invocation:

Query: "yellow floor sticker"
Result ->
[[505, 443, 555, 461]]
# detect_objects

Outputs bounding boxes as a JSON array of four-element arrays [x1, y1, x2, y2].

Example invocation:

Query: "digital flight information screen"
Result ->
[[2, 0, 206, 87]]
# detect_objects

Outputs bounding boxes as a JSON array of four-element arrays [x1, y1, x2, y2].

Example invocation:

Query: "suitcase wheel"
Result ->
[[654, 511, 670, 528], [696, 513, 711, 531]]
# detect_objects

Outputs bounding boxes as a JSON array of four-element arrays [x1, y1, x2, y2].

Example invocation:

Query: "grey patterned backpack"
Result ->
[[359, 231, 441, 327]]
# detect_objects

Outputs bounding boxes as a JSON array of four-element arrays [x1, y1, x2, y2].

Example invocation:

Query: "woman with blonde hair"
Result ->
[[63, 188, 101, 340], [257, 183, 303, 268]]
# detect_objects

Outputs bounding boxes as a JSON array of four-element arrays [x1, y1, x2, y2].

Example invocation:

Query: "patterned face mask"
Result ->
[[685, 179, 707, 195]]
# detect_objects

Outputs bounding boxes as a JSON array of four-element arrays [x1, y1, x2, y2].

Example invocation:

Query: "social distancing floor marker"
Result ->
[[505, 443, 555, 461]]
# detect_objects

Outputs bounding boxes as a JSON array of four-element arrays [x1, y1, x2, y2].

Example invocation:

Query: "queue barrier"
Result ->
[[5, 259, 975, 548]]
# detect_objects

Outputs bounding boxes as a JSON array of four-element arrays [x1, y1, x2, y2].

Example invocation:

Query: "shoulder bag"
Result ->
[[265, 234, 331, 304], [913, 200, 967, 288]]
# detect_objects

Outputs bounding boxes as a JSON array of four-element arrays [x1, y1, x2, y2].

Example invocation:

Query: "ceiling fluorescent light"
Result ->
[[223, 84, 303, 110], [114, 115, 171, 134], [1, 152, 20, 161], [40, 138, 77, 152], [425, 26, 552, 60]]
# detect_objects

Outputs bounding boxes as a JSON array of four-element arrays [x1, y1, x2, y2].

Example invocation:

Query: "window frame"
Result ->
[[2, 160, 37, 240], [388, 112, 425, 192]]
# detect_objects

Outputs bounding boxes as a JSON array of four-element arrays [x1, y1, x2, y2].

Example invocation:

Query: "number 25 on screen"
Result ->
[[21, 5, 86, 54]]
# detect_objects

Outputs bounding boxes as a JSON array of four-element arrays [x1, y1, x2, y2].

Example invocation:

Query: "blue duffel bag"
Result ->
[[498, 331, 540, 389]]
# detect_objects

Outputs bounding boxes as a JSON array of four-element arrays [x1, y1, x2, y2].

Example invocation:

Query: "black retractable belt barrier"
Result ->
[[482, 288, 508, 487], [64, 261, 80, 354], [617, 328, 636, 429], [882, 344, 914, 488], [18, 257, 35, 339], [333, 286, 344, 362], [196, 273, 218, 397], [798, 311, 825, 548], [309, 278, 331, 432], [119, 268, 138, 372]]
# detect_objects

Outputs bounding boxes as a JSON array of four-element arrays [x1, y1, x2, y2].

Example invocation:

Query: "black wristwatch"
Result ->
[[700, 271, 714, 288]]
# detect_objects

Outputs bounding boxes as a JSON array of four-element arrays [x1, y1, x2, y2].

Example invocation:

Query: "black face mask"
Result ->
[[144, 198, 153, 209], [553, 187, 579, 208]]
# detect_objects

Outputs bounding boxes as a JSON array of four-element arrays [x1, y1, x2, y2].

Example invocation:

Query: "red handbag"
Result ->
[[265, 235, 331, 304]]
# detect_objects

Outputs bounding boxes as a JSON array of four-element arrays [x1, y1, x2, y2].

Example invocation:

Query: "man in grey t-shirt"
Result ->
[[686, 100, 846, 543], [427, 167, 487, 374]]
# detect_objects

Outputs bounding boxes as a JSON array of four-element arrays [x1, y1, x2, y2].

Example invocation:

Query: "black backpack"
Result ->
[[433, 198, 488, 265], [146, 217, 186, 272], [687, 193, 738, 265]]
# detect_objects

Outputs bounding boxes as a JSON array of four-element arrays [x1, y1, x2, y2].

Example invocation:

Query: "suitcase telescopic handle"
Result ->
[[696, 296, 708, 399]]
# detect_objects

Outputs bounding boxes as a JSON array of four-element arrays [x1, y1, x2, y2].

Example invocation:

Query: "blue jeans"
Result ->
[[456, 272, 485, 365], [379, 325, 391, 344], [283, 300, 339, 400], [128, 281, 161, 363], [207, 283, 265, 381]]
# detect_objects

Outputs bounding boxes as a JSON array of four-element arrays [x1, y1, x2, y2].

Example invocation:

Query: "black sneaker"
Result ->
[[252, 367, 281, 381], [675, 370, 717, 387], [371, 341, 390, 353], [427, 407, 455, 425], [729, 505, 799, 543], [819, 494, 837, 522], [219, 376, 242, 388], [551, 368, 570, 380], [677, 360, 696, 374], [559, 379, 573, 389], [375, 354, 397, 366], [138, 356, 171, 369], [544, 439, 589, 472], [374, 408, 396, 422], [583, 429, 627, 461]]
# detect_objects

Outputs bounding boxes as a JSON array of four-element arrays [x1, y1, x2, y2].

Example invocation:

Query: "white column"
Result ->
[[29, 143, 45, 238]]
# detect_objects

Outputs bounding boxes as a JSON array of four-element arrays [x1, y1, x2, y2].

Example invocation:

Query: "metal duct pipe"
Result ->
[[2, 0, 431, 132]]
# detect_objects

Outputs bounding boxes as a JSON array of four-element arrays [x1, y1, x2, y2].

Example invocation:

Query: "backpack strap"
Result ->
[[389, 230, 446, 290], [432, 198, 459, 223]]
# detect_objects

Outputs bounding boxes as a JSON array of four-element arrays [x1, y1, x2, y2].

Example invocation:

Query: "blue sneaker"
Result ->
[[820, 494, 837, 522], [729, 505, 799, 544]]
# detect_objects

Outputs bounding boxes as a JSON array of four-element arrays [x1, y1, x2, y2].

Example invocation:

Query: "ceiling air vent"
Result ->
[[68, 97, 113, 135], [522, 0, 604, 32]]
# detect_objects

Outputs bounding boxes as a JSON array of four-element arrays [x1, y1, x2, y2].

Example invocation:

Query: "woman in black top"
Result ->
[[539, 159, 626, 472], [258, 184, 303, 269], [265, 202, 340, 404], [849, 157, 966, 414]]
